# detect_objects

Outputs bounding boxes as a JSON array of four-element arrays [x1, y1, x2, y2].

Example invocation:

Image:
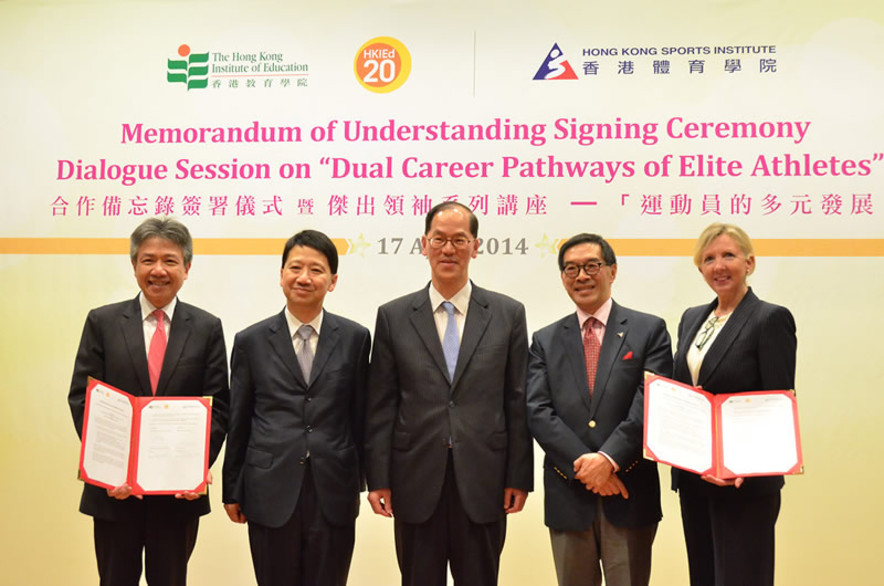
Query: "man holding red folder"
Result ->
[[68, 217, 229, 586]]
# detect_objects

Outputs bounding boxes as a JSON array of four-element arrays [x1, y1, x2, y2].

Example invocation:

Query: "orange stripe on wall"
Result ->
[[0, 238, 881, 256], [0, 238, 351, 255]]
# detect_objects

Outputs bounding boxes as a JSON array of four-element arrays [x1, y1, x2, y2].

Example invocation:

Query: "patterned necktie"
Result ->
[[583, 317, 600, 395], [441, 301, 459, 381], [297, 324, 315, 383], [147, 309, 167, 395]]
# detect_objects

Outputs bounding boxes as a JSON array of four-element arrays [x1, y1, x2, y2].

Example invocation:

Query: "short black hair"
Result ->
[[424, 201, 479, 238], [130, 216, 193, 265], [557, 233, 617, 271], [281, 229, 339, 274]]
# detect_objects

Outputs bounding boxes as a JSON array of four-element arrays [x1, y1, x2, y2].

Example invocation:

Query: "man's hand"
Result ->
[[700, 474, 744, 489], [503, 488, 528, 514], [224, 503, 247, 524], [586, 475, 630, 499], [368, 489, 394, 517], [573, 453, 614, 489], [107, 484, 141, 500]]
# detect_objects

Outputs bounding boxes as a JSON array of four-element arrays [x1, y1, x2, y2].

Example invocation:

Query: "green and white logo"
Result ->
[[167, 44, 209, 90]]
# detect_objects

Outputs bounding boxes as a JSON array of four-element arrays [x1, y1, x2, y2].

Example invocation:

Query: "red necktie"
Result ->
[[583, 317, 600, 395], [148, 309, 167, 394]]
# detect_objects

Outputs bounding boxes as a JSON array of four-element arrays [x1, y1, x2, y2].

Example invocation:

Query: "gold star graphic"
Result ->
[[347, 234, 371, 257], [534, 234, 559, 257]]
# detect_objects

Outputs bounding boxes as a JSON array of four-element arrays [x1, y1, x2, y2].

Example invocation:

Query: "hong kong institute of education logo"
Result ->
[[167, 44, 210, 90], [533, 43, 578, 81]]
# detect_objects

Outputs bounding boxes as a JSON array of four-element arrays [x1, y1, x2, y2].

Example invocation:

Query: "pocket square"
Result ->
[[622, 351, 633, 360]]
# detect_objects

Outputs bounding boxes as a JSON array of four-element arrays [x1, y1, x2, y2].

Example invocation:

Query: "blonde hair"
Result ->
[[693, 223, 754, 267]]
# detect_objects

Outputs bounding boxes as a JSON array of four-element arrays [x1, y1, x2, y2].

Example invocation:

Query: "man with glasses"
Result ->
[[526, 233, 672, 586], [365, 201, 533, 586]]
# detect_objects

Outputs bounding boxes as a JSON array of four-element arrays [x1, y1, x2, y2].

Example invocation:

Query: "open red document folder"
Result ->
[[78, 377, 212, 495], [643, 374, 803, 479]]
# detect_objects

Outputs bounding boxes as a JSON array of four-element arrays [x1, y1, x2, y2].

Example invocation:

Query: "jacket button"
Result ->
[[588, 420, 597, 428], [299, 457, 306, 465], [306, 425, 313, 433]]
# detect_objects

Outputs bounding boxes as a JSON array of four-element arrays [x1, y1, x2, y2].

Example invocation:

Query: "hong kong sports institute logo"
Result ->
[[167, 44, 209, 90], [533, 43, 578, 80]]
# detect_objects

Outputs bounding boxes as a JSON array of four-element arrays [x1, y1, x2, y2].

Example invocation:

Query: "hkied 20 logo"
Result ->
[[354, 37, 412, 93]]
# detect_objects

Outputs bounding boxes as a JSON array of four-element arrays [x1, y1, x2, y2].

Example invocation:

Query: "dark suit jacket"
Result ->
[[527, 301, 672, 531], [671, 288, 797, 496], [365, 283, 534, 525], [68, 296, 230, 521], [222, 310, 370, 528]]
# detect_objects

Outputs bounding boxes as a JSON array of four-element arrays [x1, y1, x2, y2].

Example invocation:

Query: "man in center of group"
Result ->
[[365, 201, 533, 586], [526, 233, 673, 586], [222, 230, 370, 586]]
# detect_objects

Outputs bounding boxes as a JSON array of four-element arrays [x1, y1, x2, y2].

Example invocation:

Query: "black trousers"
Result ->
[[93, 503, 199, 586], [394, 453, 506, 586], [679, 487, 781, 586], [247, 461, 355, 586]]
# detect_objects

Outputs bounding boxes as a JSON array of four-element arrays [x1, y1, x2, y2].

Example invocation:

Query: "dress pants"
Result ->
[[549, 499, 657, 586], [247, 461, 355, 586], [679, 487, 781, 586], [394, 452, 506, 586], [93, 501, 199, 586]]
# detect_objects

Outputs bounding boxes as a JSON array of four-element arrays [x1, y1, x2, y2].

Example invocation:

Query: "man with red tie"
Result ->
[[526, 233, 672, 586], [68, 217, 229, 586]]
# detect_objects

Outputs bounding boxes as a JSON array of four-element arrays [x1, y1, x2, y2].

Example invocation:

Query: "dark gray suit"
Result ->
[[68, 296, 229, 585], [222, 309, 370, 527], [365, 283, 533, 583], [222, 309, 370, 586]]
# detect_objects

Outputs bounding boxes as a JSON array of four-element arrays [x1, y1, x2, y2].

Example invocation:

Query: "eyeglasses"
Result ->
[[562, 261, 608, 278], [694, 315, 721, 350], [427, 236, 473, 250]]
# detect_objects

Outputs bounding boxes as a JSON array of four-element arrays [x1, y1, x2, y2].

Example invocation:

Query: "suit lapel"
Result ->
[[268, 310, 305, 386], [311, 312, 341, 386], [561, 314, 593, 412], [451, 286, 492, 391], [591, 302, 627, 417], [156, 300, 193, 396], [698, 289, 759, 387], [121, 297, 151, 396], [409, 290, 451, 383]]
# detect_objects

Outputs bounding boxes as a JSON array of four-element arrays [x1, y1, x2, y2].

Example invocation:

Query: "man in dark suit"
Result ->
[[222, 229, 370, 586], [365, 201, 533, 586], [526, 233, 672, 586], [68, 216, 230, 586]]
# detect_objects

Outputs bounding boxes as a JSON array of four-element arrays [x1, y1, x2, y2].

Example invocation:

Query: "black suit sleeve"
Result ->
[[352, 328, 372, 490], [526, 330, 592, 475], [504, 302, 533, 491], [757, 305, 797, 391], [364, 306, 399, 492], [222, 331, 254, 504], [68, 309, 106, 438], [202, 316, 230, 466]]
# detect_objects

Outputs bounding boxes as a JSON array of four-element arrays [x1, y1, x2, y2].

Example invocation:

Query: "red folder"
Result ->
[[78, 377, 212, 495], [643, 374, 803, 478]]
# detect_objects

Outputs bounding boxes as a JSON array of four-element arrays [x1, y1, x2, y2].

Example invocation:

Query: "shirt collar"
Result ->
[[429, 281, 472, 316], [139, 292, 177, 322], [576, 296, 613, 329], [285, 307, 324, 338]]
